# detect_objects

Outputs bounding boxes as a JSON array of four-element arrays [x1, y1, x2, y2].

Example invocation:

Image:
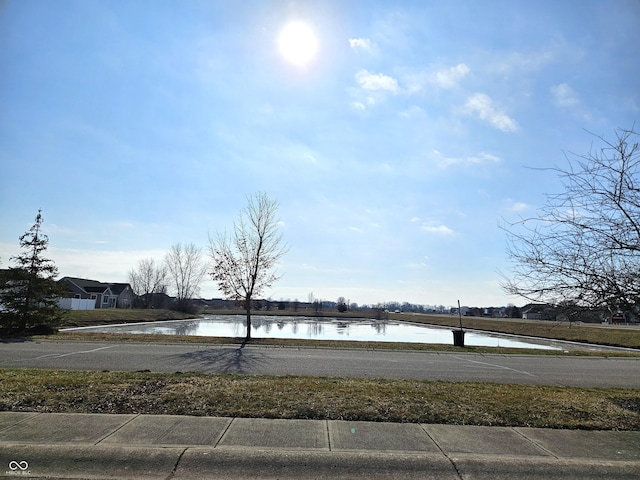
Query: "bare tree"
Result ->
[[164, 243, 207, 313], [209, 192, 288, 339], [502, 127, 640, 320], [128, 258, 168, 308]]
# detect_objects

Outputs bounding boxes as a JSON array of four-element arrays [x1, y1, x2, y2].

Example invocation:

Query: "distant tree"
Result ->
[[0, 210, 65, 333], [374, 304, 389, 321], [502, 127, 640, 318], [128, 258, 168, 308], [164, 243, 207, 313], [337, 296, 348, 312], [505, 304, 522, 319], [209, 192, 288, 340]]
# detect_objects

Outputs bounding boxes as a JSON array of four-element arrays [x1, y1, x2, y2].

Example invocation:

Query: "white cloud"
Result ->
[[421, 225, 455, 236], [473, 153, 500, 164], [551, 83, 580, 108], [49, 246, 168, 283], [349, 38, 374, 52], [355, 70, 399, 93], [508, 201, 529, 213], [408, 261, 429, 269], [399, 105, 425, 118], [432, 150, 502, 168], [491, 49, 556, 75], [404, 63, 470, 94], [353, 64, 467, 108], [351, 101, 366, 112], [432, 63, 470, 89], [463, 93, 518, 132]]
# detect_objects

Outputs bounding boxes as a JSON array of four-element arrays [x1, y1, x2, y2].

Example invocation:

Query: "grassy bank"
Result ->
[[60, 309, 195, 328], [1, 369, 638, 430], [401, 313, 640, 349]]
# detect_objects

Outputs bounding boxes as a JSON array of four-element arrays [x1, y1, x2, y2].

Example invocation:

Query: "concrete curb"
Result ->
[[1, 413, 639, 479]]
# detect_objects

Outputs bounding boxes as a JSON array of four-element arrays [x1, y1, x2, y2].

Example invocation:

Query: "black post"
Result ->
[[452, 299, 465, 347]]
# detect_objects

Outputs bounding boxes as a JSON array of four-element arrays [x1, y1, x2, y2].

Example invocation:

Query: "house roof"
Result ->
[[109, 283, 131, 295], [59, 277, 131, 295], [521, 303, 548, 314]]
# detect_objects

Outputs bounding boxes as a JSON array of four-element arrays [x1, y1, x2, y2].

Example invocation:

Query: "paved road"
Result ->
[[1, 339, 638, 387]]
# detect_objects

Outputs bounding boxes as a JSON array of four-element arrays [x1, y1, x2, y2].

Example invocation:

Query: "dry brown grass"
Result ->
[[1, 369, 638, 430]]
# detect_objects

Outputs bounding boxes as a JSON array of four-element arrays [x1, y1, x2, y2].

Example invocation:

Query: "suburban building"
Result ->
[[57, 277, 134, 310]]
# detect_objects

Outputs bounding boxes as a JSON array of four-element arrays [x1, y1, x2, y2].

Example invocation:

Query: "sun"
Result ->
[[278, 21, 318, 66]]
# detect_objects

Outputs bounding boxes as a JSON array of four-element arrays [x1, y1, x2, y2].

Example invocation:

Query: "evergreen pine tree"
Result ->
[[0, 210, 65, 333]]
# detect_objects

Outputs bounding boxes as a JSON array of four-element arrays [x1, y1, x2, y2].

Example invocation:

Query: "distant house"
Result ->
[[521, 303, 558, 320], [58, 277, 134, 310], [109, 283, 135, 308]]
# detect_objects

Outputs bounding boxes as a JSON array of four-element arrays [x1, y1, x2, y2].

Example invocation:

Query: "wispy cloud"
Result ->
[[49, 246, 168, 282], [421, 224, 455, 236], [432, 150, 502, 169], [355, 70, 399, 93], [432, 63, 470, 88], [509, 201, 529, 212], [349, 37, 375, 52], [551, 83, 580, 108], [406, 63, 470, 93], [353, 64, 469, 112], [399, 105, 425, 118], [491, 49, 556, 75], [463, 93, 518, 132], [408, 260, 429, 269], [502, 199, 530, 213], [47, 224, 80, 236], [351, 101, 367, 112]]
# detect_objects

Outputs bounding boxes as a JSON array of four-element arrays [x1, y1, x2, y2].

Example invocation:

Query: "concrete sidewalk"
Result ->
[[1, 412, 638, 479]]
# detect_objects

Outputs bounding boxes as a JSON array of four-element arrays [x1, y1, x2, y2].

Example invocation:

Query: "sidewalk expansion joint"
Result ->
[[0, 412, 42, 434], [420, 424, 463, 480], [94, 413, 140, 445], [213, 416, 235, 448], [512, 427, 559, 459], [325, 421, 332, 451]]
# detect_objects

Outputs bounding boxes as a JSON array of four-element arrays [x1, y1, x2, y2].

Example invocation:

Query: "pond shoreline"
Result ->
[[60, 314, 637, 353]]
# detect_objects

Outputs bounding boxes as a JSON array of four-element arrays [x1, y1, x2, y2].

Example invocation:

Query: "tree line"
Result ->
[[2, 128, 638, 334], [128, 192, 287, 339], [1, 193, 287, 339]]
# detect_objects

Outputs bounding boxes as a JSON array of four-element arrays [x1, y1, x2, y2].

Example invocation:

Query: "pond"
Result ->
[[63, 315, 564, 350]]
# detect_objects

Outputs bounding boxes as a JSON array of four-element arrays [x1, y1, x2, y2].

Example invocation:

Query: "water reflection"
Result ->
[[64, 315, 563, 350]]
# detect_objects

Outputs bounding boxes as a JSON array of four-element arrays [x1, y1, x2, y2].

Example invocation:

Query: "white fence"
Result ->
[[58, 298, 95, 310]]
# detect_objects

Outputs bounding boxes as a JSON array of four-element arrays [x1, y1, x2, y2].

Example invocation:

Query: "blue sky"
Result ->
[[1, 0, 638, 308]]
